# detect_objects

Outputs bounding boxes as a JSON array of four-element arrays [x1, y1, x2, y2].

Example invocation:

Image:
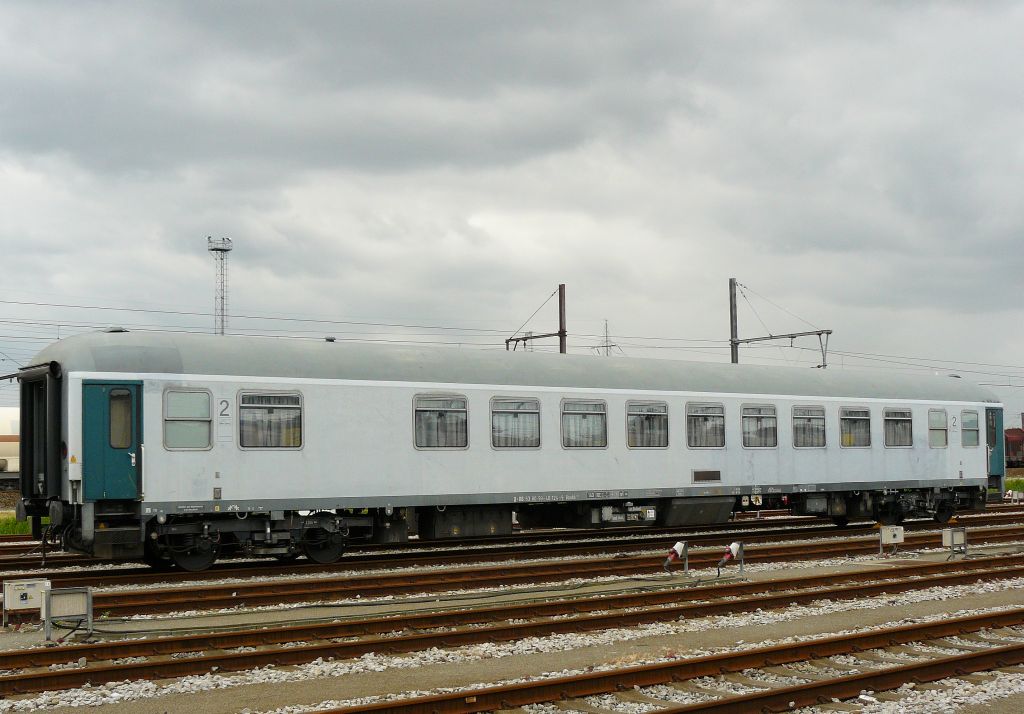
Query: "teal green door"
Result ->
[[987, 407, 1005, 494], [83, 382, 141, 501]]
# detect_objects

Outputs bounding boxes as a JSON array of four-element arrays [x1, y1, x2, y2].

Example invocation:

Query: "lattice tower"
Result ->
[[207, 237, 233, 335]]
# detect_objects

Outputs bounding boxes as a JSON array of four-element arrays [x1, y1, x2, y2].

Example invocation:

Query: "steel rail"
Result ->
[[2, 557, 1024, 692], [0, 516, 814, 561], [5, 511, 1023, 596], [2, 509, 1018, 581], [81, 524, 1024, 616], [658, 645, 1024, 712], [0, 518, 850, 580], [319, 608, 1024, 713], [1, 554, 1022, 680]]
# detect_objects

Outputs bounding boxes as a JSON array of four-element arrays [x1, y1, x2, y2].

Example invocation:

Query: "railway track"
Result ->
[[0, 514, 819, 565], [0, 515, 822, 563], [2, 554, 1023, 698], [31, 522, 1024, 616], [3, 509, 1022, 584], [0, 506, 1018, 565], [321, 608, 1024, 713]]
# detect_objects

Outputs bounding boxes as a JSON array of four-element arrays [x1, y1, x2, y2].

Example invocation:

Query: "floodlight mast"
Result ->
[[207, 237, 233, 336]]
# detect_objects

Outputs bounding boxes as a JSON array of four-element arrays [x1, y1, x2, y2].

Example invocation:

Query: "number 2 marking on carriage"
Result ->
[[217, 399, 233, 442]]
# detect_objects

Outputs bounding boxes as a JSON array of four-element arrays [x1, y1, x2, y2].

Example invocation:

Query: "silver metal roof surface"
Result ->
[[27, 331, 1001, 403]]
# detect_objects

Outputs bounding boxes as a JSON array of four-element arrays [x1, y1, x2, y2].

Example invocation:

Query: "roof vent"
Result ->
[[325, 336, 336, 343], [104, 327, 129, 333]]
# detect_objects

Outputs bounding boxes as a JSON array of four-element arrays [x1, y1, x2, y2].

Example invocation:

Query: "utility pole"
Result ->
[[207, 237, 233, 335], [728, 277, 833, 367], [729, 277, 739, 364], [558, 283, 566, 354], [506, 284, 567, 354]]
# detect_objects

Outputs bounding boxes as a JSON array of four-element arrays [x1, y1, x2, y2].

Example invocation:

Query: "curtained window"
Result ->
[[491, 399, 540, 448], [929, 409, 948, 448], [884, 408, 913, 447], [240, 393, 302, 448], [687, 403, 725, 448], [164, 390, 211, 449], [561, 400, 607, 448], [962, 410, 979, 447], [793, 406, 825, 448], [840, 407, 871, 447], [415, 396, 468, 448], [742, 405, 777, 448], [627, 402, 668, 448]]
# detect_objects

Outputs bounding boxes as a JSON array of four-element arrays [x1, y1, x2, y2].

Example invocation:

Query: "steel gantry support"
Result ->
[[728, 277, 832, 367]]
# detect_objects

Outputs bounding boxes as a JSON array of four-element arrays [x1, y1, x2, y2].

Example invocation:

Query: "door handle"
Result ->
[[129, 452, 137, 467]]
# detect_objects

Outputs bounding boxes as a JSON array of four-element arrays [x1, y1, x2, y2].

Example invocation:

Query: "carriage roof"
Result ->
[[27, 330, 1001, 403]]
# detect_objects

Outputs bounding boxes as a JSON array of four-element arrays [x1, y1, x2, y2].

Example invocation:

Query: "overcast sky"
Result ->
[[1, 1, 1022, 422]]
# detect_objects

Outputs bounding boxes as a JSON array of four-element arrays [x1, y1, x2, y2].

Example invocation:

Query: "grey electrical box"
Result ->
[[2, 578, 50, 626], [42, 587, 93, 641], [880, 525, 904, 545]]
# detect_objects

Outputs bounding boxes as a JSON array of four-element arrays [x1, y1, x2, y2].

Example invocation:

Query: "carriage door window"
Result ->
[[987, 410, 998, 448], [928, 409, 948, 448], [109, 389, 132, 449]]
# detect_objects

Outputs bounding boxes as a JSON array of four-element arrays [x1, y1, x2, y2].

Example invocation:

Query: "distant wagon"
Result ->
[[1007, 428, 1024, 468]]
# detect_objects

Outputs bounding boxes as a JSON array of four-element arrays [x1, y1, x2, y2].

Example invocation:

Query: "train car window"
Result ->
[[742, 405, 777, 448], [240, 393, 303, 448], [928, 409, 948, 448], [109, 389, 132, 449], [491, 398, 540, 448], [792, 406, 825, 448], [840, 407, 871, 447], [686, 403, 725, 448], [414, 396, 468, 448], [961, 410, 980, 447], [626, 401, 668, 448], [561, 400, 607, 448], [883, 408, 913, 447], [164, 390, 212, 449]]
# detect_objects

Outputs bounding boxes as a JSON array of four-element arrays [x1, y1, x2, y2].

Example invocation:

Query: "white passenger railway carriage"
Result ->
[[11, 330, 1003, 570]]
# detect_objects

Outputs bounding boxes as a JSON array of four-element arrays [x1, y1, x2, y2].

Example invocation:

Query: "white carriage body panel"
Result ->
[[66, 370, 990, 513]]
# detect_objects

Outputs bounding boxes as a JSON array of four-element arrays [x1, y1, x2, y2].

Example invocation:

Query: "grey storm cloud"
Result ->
[[0, 2, 701, 174], [0, 1, 1023, 417]]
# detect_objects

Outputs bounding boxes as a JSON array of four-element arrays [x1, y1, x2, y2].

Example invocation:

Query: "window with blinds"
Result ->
[[792, 406, 825, 448], [414, 396, 468, 448]]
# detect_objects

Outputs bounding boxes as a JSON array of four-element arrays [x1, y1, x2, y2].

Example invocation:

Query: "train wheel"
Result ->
[[301, 527, 345, 564], [933, 502, 956, 524], [169, 537, 219, 572], [877, 505, 905, 526], [142, 541, 173, 570]]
